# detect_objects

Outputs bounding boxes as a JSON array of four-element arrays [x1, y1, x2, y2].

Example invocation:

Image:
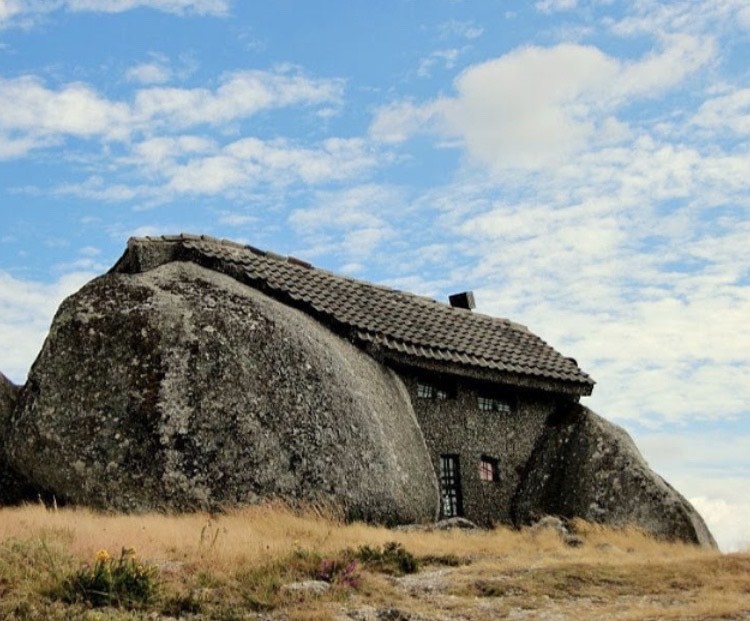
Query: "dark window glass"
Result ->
[[417, 382, 435, 399], [418, 381, 451, 400], [439, 454, 463, 518], [478, 396, 511, 413]]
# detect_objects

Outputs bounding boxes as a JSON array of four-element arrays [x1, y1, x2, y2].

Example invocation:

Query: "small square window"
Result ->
[[479, 456, 499, 482], [417, 383, 435, 399], [418, 380, 452, 400], [478, 396, 512, 413], [494, 399, 511, 414], [477, 396, 493, 411]]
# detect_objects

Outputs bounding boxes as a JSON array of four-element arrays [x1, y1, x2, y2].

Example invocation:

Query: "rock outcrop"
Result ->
[[1, 235, 717, 546], [7, 262, 439, 523], [0, 372, 38, 504], [0, 372, 16, 423], [513, 404, 717, 548]]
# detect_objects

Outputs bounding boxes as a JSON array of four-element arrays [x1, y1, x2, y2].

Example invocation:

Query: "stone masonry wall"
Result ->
[[403, 371, 558, 526]]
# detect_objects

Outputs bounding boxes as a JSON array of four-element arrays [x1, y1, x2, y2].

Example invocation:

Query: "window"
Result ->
[[417, 381, 450, 400], [479, 456, 499, 482], [417, 382, 435, 399], [439, 454, 463, 518], [477, 396, 512, 413]]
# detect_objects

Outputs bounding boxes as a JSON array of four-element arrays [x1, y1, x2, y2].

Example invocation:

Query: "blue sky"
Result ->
[[1, 0, 749, 551]]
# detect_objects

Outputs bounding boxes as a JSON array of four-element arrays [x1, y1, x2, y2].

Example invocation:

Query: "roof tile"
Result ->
[[124, 234, 594, 394]]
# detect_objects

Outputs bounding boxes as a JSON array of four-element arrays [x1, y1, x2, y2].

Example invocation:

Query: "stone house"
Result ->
[[114, 234, 594, 526]]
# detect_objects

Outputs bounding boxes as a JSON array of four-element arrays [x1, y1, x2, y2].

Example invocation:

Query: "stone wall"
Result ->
[[403, 370, 558, 526]]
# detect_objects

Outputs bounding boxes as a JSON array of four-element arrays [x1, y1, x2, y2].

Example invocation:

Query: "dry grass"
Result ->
[[0, 502, 748, 621]]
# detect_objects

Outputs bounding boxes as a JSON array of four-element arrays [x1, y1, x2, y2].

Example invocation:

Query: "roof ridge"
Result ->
[[130, 233, 526, 328], [124, 233, 594, 393]]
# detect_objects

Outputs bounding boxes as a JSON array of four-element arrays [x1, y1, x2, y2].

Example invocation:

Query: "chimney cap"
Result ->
[[449, 291, 475, 310]]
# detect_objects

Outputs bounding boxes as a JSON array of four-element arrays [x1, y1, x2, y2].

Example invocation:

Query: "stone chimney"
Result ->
[[448, 291, 475, 310]]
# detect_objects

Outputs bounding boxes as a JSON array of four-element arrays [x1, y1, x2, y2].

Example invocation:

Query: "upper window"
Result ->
[[477, 396, 512, 413], [417, 381, 450, 400], [417, 382, 434, 399], [479, 455, 499, 482]]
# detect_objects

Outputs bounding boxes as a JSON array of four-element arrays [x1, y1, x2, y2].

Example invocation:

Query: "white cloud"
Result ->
[[0, 134, 53, 159], [0, 0, 229, 27], [437, 19, 483, 40], [54, 176, 145, 202], [417, 49, 461, 78], [438, 43, 618, 169], [165, 154, 246, 194], [371, 35, 714, 170], [218, 213, 255, 226], [692, 88, 750, 135], [369, 100, 440, 144], [129, 134, 216, 170], [132, 69, 343, 129], [535, 0, 578, 13], [0, 270, 96, 383], [290, 184, 389, 230], [740, 5, 750, 28], [166, 136, 375, 193], [0, 76, 131, 157], [632, 432, 750, 551], [126, 61, 172, 85], [56, 135, 378, 202], [0, 69, 342, 159], [400, 125, 750, 427], [691, 496, 750, 552], [65, 0, 230, 15], [289, 185, 400, 260], [611, 0, 750, 37], [0, 0, 22, 23]]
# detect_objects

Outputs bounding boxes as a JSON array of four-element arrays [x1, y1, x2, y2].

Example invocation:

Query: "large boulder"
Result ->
[[513, 404, 717, 548], [7, 262, 439, 523], [1, 372, 38, 504], [0, 372, 17, 423]]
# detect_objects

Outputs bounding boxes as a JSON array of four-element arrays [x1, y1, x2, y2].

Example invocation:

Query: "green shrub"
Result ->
[[317, 557, 361, 588], [419, 553, 471, 567], [353, 541, 419, 576], [60, 547, 158, 609]]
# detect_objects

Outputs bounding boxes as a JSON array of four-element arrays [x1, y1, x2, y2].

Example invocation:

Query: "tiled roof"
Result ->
[[116, 234, 595, 395]]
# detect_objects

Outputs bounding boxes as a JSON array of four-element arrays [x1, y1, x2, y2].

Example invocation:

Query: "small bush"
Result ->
[[60, 547, 158, 609], [419, 553, 471, 567], [317, 557, 361, 588], [161, 590, 205, 617], [353, 541, 419, 576]]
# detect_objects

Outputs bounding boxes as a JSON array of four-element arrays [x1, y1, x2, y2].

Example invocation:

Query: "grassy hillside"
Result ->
[[0, 503, 747, 620]]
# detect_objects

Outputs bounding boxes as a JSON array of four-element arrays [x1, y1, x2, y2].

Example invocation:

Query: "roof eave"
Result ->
[[375, 349, 594, 398], [112, 235, 597, 397]]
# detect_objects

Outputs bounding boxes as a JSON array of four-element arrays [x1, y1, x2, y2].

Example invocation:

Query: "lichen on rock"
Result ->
[[1, 371, 38, 504], [6, 263, 439, 523], [512, 404, 717, 548]]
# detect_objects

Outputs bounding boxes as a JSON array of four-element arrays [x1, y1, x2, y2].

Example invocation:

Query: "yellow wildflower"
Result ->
[[95, 549, 110, 562]]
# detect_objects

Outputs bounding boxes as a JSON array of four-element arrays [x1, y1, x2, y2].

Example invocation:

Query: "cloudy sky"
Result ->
[[1, 0, 748, 551]]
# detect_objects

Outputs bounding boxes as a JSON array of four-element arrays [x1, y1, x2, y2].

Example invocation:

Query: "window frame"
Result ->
[[416, 379, 453, 401], [439, 454, 463, 518], [417, 382, 435, 399], [479, 455, 500, 482], [477, 395, 512, 413]]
